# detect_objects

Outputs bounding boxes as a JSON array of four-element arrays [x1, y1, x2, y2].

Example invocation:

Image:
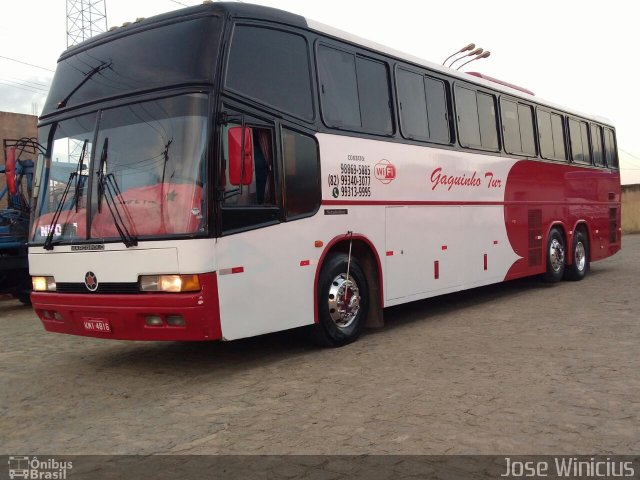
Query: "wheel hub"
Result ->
[[549, 238, 565, 273], [575, 241, 586, 271], [327, 273, 361, 328]]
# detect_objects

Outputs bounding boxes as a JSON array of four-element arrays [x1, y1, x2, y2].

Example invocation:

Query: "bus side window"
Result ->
[[222, 123, 275, 206], [591, 124, 605, 167], [282, 128, 320, 219], [604, 127, 618, 169]]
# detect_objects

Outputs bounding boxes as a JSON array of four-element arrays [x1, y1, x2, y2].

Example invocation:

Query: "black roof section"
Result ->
[[59, 2, 307, 61]]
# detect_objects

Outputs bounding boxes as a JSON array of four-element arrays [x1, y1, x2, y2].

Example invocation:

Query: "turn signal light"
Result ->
[[139, 274, 201, 293], [32, 276, 56, 292]]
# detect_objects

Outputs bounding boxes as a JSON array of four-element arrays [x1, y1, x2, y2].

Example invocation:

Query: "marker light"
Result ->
[[32, 276, 56, 292], [139, 274, 200, 293]]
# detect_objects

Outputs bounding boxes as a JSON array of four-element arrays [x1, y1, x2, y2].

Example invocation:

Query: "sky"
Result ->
[[1, 0, 639, 183]]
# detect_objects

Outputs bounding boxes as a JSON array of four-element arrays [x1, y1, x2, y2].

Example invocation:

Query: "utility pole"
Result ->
[[65, 1, 108, 167], [66, 0, 108, 48]]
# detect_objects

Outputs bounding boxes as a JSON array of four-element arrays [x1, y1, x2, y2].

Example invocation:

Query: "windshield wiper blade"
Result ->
[[96, 138, 137, 248], [57, 61, 112, 109], [43, 139, 88, 250]]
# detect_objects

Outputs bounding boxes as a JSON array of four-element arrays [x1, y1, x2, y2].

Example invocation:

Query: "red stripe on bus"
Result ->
[[231, 267, 244, 274], [484, 254, 488, 271], [300, 260, 310, 266], [434, 261, 439, 279], [441, 245, 447, 251], [493, 240, 499, 245], [386, 251, 393, 256]]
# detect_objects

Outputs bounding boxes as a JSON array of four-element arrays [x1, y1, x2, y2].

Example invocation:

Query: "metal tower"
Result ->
[[66, 0, 108, 47]]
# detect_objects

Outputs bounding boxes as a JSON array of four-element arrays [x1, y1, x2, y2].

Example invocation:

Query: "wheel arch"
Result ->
[[313, 233, 384, 327]]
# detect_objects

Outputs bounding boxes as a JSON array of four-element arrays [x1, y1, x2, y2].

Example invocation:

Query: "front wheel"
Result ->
[[543, 227, 566, 283], [312, 252, 369, 347], [565, 230, 589, 281]]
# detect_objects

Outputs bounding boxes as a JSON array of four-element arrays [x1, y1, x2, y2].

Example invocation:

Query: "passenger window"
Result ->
[[604, 128, 618, 168], [569, 118, 591, 164], [455, 85, 481, 148], [550, 113, 567, 160], [226, 26, 314, 121], [501, 99, 535, 156], [282, 128, 320, 219], [318, 45, 392, 134], [537, 109, 554, 159], [591, 124, 605, 167], [396, 68, 450, 144], [477, 92, 499, 150]]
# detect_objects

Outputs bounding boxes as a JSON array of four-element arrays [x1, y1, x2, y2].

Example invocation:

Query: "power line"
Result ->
[[0, 78, 49, 92], [0, 81, 48, 95], [0, 55, 55, 72], [5, 76, 50, 88], [169, 0, 191, 6]]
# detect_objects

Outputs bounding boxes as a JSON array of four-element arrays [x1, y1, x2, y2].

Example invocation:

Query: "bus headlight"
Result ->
[[32, 276, 56, 292], [138, 274, 200, 293]]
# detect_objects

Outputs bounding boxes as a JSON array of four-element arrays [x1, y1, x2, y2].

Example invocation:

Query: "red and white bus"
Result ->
[[29, 3, 621, 346]]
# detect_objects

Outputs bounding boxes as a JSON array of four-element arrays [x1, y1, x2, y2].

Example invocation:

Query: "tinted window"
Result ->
[[43, 17, 221, 115], [424, 77, 450, 143], [569, 118, 591, 164], [580, 122, 591, 164], [517, 104, 536, 156], [317, 46, 359, 128], [356, 57, 392, 134], [455, 86, 481, 148], [318, 46, 392, 133], [227, 26, 313, 120], [537, 109, 554, 159], [477, 92, 499, 150], [604, 128, 618, 168], [550, 113, 567, 160], [502, 99, 520, 154], [282, 128, 320, 218], [538, 110, 567, 161], [397, 69, 429, 140], [591, 124, 604, 167]]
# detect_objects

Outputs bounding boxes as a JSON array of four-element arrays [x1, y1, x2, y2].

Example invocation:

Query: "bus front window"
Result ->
[[32, 93, 209, 245]]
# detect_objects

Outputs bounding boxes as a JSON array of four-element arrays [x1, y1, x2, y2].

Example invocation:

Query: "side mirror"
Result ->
[[228, 126, 253, 186], [5, 146, 17, 195]]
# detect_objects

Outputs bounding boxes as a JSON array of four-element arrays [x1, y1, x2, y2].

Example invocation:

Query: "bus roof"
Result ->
[[58, 2, 612, 127]]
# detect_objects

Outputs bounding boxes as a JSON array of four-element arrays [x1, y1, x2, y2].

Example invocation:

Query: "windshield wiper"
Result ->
[[43, 139, 88, 250], [96, 137, 137, 248], [57, 61, 112, 109]]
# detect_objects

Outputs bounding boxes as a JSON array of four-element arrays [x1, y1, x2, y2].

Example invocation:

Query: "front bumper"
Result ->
[[31, 272, 221, 341]]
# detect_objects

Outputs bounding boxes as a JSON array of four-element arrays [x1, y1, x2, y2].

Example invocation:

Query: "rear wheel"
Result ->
[[312, 252, 369, 347], [543, 227, 565, 283], [565, 230, 589, 281]]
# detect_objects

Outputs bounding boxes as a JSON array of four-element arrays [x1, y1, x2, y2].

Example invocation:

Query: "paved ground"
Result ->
[[1, 236, 639, 455]]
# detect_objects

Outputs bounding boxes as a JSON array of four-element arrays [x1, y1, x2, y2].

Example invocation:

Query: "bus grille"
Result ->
[[55, 282, 140, 294]]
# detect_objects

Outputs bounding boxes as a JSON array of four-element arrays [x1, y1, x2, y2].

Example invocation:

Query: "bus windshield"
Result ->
[[32, 93, 209, 245]]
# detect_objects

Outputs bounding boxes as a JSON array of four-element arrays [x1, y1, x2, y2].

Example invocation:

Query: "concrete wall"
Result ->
[[0, 111, 38, 207], [622, 184, 640, 234]]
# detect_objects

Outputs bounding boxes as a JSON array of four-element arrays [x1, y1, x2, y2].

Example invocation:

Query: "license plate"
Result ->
[[83, 319, 112, 333]]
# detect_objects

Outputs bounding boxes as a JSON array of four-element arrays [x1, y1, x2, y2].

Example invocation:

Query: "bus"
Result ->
[[29, 2, 621, 347]]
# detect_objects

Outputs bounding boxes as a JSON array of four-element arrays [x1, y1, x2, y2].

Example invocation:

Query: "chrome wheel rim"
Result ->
[[327, 273, 361, 328], [575, 241, 586, 271], [549, 238, 565, 273]]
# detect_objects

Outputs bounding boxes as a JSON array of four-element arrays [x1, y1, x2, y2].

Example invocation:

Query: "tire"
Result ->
[[543, 227, 566, 283], [565, 230, 589, 281], [312, 252, 369, 347], [13, 293, 31, 305]]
